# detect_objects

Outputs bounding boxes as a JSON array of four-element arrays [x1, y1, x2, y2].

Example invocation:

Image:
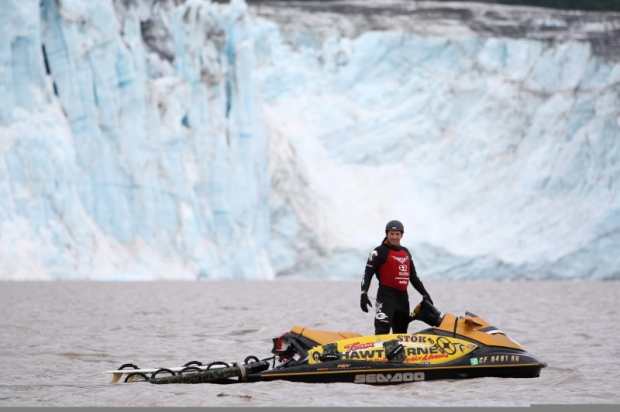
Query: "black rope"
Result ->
[[260, 355, 276, 368]]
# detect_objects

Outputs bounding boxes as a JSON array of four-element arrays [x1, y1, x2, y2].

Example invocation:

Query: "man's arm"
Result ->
[[361, 247, 385, 292], [360, 246, 386, 313], [406, 250, 433, 303]]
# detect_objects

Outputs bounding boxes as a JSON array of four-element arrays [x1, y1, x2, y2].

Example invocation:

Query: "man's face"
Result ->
[[387, 230, 403, 247]]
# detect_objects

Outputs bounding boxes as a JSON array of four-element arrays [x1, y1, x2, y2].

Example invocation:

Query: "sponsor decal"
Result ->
[[309, 334, 477, 366], [375, 302, 388, 320], [391, 256, 409, 264], [470, 358, 479, 365], [354, 372, 425, 384], [405, 346, 440, 355], [404, 353, 449, 363], [341, 349, 386, 360], [337, 364, 351, 369], [368, 250, 378, 262], [398, 335, 428, 343], [427, 336, 468, 356], [434, 337, 458, 355], [342, 347, 450, 362], [344, 342, 375, 352], [398, 265, 408, 271]]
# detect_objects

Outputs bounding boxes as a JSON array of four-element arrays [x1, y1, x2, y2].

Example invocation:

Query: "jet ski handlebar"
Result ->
[[409, 298, 443, 327]]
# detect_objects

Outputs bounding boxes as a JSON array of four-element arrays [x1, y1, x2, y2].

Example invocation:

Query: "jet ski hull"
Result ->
[[253, 335, 545, 384], [105, 304, 546, 385], [251, 361, 544, 384], [255, 306, 546, 385]]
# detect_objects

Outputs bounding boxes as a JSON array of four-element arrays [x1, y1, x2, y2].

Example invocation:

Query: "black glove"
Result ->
[[423, 294, 434, 305], [360, 293, 372, 313]]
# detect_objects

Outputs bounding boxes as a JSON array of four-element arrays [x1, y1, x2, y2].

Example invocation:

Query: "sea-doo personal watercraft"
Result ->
[[105, 300, 546, 385]]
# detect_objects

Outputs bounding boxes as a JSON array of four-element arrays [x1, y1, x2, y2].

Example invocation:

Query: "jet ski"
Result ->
[[105, 300, 546, 385]]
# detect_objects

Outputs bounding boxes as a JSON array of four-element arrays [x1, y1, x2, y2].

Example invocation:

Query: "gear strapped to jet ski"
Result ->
[[104, 299, 547, 385], [361, 220, 433, 334]]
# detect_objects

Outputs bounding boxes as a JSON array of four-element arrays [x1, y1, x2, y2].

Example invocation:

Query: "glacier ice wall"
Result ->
[[1, 0, 619, 280], [252, 0, 620, 280], [0, 0, 272, 280]]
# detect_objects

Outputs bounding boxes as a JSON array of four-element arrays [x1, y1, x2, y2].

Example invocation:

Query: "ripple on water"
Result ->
[[2, 280, 620, 406]]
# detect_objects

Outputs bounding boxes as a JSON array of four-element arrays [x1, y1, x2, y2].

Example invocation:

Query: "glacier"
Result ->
[[0, 0, 619, 281]]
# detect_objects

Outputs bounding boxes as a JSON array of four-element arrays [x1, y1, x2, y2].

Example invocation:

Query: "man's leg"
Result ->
[[392, 311, 410, 334], [374, 300, 393, 334]]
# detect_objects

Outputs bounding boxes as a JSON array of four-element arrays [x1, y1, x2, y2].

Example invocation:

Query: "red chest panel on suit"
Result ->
[[378, 249, 410, 291]]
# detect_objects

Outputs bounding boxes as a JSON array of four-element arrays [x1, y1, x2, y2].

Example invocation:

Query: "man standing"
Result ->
[[360, 220, 433, 335]]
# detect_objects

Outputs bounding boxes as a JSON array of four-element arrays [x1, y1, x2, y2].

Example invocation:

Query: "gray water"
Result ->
[[1, 280, 619, 407]]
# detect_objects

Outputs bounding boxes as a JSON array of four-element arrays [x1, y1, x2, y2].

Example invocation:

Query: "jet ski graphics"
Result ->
[[260, 301, 546, 384], [105, 300, 546, 385]]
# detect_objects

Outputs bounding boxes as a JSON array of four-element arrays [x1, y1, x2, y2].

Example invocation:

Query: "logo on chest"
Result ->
[[391, 256, 409, 264]]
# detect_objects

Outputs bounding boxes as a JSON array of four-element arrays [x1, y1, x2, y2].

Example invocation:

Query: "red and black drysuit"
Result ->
[[361, 237, 431, 335]]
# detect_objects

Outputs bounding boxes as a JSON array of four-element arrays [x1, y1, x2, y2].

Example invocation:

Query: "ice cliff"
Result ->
[[1, 0, 619, 280], [1, 0, 271, 280]]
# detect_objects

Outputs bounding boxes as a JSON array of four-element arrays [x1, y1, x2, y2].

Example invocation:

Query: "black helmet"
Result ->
[[385, 220, 404, 233]]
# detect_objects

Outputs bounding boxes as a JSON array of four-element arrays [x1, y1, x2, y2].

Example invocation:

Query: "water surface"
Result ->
[[1, 280, 618, 407]]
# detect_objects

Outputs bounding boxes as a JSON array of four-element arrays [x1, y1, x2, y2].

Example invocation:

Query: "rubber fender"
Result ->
[[124, 372, 149, 383], [149, 361, 270, 385]]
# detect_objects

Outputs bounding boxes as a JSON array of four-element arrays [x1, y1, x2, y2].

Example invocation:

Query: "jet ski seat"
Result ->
[[290, 325, 362, 346]]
